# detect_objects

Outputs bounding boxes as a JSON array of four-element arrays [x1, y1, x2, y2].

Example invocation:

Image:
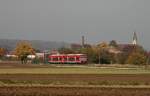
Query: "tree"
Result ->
[[0, 48, 6, 59], [58, 48, 75, 54], [14, 41, 35, 64], [79, 47, 99, 63], [126, 51, 147, 65], [109, 40, 118, 48], [147, 52, 150, 64], [97, 42, 109, 49], [118, 44, 146, 64], [96, 42, 114, 64], [99, 49, 114, 64]]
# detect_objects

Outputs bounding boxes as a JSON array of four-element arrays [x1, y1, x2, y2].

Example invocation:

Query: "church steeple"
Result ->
[[132, 31, 138, 45]]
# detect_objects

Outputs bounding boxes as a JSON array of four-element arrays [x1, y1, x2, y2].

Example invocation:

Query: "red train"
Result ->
[[48, 54, 87, 64]]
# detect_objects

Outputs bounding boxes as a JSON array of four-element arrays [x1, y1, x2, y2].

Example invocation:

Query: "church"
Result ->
[[108, 32, 139, 55], [132, 32, 138, 45], [117, 32, 139, 54]]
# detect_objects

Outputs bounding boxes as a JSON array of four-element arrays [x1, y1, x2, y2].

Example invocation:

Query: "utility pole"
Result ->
[[99, 53, 101, 64], [99, 51, 101, 64], [43, 50, 48, 64], [146, 57, 150, 69]]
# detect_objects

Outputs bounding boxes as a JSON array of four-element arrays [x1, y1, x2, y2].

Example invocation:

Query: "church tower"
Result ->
[[82, 36, 85, 48], [132, 31, 138, 45]]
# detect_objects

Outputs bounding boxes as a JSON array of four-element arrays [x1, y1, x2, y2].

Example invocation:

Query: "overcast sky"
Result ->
[[0, 0, 150, 49]]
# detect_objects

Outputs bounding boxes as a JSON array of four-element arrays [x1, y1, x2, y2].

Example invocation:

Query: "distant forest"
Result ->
[[0, 39, 70, 51]]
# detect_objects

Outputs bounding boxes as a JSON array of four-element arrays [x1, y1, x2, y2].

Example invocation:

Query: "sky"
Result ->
[[0, 0, 150, 50]]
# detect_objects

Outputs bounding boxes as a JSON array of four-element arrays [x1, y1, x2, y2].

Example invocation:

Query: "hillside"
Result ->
[[0, 39, 70, 51]]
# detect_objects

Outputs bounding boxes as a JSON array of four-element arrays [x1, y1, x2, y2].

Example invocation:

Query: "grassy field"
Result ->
[[0, 67, 149, 74], [0, 62, 150, 74]]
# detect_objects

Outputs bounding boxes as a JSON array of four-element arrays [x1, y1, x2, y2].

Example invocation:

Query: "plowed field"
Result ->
[[0, 62, 150, 95], [0, 86, 150, 96]]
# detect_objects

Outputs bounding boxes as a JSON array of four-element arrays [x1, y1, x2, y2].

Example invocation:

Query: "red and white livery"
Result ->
[[48, 54, 87, 64]]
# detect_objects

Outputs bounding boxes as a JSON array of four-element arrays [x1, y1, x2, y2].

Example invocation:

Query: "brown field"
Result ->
[[0, 74, 150, 81], [0, 86, 150, 96], [1, 74, 150, 86], [0, 62, 150, 96], [0, 74, 150, 83]]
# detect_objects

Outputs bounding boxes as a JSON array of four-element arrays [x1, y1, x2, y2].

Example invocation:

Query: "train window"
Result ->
[[76, 57, 79, 61], [53, 57, 58, 61], [64, 57, 67, 61], [59, 58, 62, 61], [69, 57, 75, 61]]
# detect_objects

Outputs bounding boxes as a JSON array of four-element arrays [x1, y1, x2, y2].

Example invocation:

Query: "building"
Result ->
[[70, 44, 82, 49]]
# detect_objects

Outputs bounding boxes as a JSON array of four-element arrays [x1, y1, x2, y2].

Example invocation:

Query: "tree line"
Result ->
[[59, 40, 150, 65], [0, 40, 149, 65]]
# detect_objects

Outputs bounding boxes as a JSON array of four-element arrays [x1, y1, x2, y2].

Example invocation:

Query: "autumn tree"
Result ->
[[0, 48, 6, 59], [126, 52, 147, 65], [14, 41, 35, 64], [147, 52, 150, 64], [126, 46, 147, 65], [97, 42, 109, 49]]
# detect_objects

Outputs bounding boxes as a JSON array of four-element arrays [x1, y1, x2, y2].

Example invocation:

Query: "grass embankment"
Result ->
[[0, 67, 149, 74]]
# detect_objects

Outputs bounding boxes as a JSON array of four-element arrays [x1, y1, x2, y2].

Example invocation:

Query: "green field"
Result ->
[[0, 67, 150, 74]]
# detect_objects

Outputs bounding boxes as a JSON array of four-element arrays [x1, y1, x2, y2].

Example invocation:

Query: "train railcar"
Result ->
[[48, 54, 87, 64]]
